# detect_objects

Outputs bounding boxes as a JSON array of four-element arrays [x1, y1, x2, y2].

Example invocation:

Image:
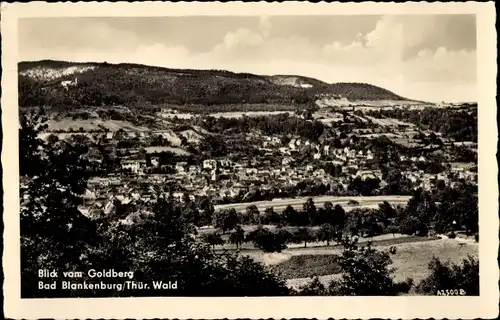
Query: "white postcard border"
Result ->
[[2, 2, 498, 319]]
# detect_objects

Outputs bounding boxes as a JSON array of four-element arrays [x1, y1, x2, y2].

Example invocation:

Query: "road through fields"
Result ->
[[214, 195, 411, 213]]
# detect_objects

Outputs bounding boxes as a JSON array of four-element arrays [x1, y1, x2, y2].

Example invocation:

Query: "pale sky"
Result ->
[[18, 15, 477, 102]]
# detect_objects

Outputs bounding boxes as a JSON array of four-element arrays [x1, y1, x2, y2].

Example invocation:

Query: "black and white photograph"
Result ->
[[2, 2, 498, 319]]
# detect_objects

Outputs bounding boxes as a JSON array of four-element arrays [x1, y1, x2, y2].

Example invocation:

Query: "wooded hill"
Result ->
[[19, 60, 411, 109]]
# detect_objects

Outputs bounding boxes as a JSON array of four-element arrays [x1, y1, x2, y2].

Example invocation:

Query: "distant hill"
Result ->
[[18, 60, 413, 109]]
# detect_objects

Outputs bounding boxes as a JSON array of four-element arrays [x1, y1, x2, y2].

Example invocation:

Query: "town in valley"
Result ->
[[18, 14, 479, 297]]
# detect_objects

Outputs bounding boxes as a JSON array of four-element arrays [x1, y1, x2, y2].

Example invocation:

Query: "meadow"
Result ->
[[281, 238, 479, 290], [47, 119, 149, 132]]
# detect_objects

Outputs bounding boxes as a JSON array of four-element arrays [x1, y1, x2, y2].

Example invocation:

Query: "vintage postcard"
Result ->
[[2, 1, 498, 319]]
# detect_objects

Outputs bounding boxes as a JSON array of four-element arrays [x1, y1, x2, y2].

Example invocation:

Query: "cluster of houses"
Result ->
[[74, 128, 478, 220], [78, 140, 477, 224], [267, 135, 376, 163], [37, 122, 478, 225], [401, 163, 477, 191]]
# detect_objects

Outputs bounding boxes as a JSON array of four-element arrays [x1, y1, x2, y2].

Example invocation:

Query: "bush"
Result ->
[[416, 255, 479, 296], [447, 231, 456, 239], [296, 276, 328, 296], [202, 231, 225, 250], [394, 277, 414, 294], [328, 239, 400, 296]]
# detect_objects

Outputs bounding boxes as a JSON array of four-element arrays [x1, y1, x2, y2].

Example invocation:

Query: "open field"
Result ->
[[214, 195, 411, 213], [238, 234, 432, 261], [315, 98, 424, 109], [209, 111, 293, 118], [284, 239, 478, 290], [46, 119, 149, 132], [364, 116, 416, 127], [158, 112, 194, 119], [360, 133, 400, 139], [159, 111, 293, 119], [391, 138, 426, 148]]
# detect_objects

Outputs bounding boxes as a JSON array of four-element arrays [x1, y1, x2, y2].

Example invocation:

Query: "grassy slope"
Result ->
[[284, 239, 479, 290]]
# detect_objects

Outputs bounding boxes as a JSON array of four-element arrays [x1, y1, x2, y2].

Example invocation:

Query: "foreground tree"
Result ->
[[262, 207, 282, 225], [244, 204, 261, 225], [250, 227, 289, 253], [295, 236, 414, 296], [296, 276, 329, 296], [202, 231, 225, 250], [228, 225, 245, 249], [293, 227, 316, 248], [303, 197, 316, 224], [20, 109, 99, 298], [332, 204, 346, 229], [416, 255, 479, 296], [316, 223, 339, 246], [328, 238, 401, 295], [213, 208, 240, 233]]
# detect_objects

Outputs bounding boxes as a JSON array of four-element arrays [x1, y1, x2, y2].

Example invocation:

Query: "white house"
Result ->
[[366, 150, 374, 160], [172, 192, 185, 201], [175, 162, 187, 173], [324, 145, 330, 156], [121, 160, 141, 174], [151, 157, 160, 167], [436, 173, 447, 181], [271, 137, 281, 145], [282, 157, 294, 166], [279, 147, 291, 156], [103, 198, 116, 215], [203, 159, 218, 170], [219, 159, 232, 168], [105, 132, 115, 140]]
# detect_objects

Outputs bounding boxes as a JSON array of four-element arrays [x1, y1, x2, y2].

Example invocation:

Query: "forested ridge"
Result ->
[[19, 60, 409, 109]]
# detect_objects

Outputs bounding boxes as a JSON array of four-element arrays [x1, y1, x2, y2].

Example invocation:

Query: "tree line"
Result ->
[[85, 154, 476, 239], [197, 176, 477, 242]]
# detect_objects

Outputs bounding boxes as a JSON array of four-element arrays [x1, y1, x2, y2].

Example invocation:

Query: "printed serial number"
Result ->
[[436, 289, 466, 296]]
